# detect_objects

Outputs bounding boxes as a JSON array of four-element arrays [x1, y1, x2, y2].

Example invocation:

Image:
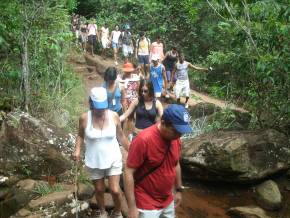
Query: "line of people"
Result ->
[[72, 17, 212, 218], [73, 65, 194, 218]]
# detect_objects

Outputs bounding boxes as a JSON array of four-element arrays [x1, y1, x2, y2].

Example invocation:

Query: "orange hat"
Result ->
[[122, 62, 135, 73]]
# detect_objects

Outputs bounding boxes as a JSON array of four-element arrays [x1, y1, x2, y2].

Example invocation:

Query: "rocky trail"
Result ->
[[0, 51, 289, 218]]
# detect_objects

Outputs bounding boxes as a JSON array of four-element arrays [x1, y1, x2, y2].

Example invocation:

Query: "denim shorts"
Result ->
[[138, 55, 149, 65], [112, 42, 119, 49]]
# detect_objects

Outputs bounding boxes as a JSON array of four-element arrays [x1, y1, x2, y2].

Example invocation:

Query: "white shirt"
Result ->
[[84, 110, 122, 169], [111, 30, 121, 43]]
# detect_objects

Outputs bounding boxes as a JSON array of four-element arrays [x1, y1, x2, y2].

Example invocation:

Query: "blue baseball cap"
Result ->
[[163, 104, 192, 134], [90, 87, 108, 109]]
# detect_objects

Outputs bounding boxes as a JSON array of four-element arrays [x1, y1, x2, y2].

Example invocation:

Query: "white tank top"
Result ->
[[84, 110, 122, 169]]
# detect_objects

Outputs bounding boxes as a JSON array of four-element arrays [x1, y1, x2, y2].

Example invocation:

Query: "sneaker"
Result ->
[[110, 211, 123, 218], [95, 210, 109, 218], [114, 61, 118, 65], [185, 103, 189, 109]]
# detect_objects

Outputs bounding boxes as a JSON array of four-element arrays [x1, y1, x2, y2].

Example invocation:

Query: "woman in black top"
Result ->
[[120, 79, 163, 136]]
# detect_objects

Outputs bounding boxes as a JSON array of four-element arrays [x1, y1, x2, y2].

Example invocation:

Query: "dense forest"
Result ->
[[1, 0, 289, 134]]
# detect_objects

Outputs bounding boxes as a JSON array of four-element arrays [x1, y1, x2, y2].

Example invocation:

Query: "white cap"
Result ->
[[90, 87, 108, 109], [151, 54, 159, 61]]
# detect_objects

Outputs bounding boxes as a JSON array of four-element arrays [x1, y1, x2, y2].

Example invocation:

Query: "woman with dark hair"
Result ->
[[120, 79, 163, 138], [103, 67, 126, 116]]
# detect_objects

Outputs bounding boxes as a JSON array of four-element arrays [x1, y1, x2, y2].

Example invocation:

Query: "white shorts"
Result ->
[[175, 79, 190, 99], [101, 38, 110, 48], [138, 201, 175, 218], [85, 165, 122, 180], [122, 45, 133, 57]]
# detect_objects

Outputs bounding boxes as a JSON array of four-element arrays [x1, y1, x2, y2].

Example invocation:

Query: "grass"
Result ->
[[34, 183, 63, 196]]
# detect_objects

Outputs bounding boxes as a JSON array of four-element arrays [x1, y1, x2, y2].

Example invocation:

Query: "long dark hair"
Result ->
[[104, 67, 117, 82], [138, 79, 154, 104]]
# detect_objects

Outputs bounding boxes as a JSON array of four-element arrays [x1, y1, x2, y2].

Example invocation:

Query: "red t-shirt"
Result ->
[[127, 124, 181, 210]]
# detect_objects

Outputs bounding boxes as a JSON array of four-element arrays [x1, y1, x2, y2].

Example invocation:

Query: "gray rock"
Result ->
[[254, 180, 282, 210], [227, 206, 272, 218], [16, 179, 38, 191], [0, 111, 73, 178], [28, 190, 72, 209], [188, 102, 221, 119], [182, 129, 290, 183]]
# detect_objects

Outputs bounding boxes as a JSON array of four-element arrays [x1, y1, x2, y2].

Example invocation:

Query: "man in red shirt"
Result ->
[[124, 104, 192, 218]]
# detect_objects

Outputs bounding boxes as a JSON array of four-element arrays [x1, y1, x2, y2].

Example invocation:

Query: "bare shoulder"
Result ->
[[110, 110, 120, 124], [156, 99, 162, 107]]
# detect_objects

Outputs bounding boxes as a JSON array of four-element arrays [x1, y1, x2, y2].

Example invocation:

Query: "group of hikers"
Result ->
[[72, 16, 212, 218], [71, 15, 211, 109]]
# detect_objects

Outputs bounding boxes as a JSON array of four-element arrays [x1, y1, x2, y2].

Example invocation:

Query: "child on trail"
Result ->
[[171, 53, 209, 108], [149, 55, 167, 99]]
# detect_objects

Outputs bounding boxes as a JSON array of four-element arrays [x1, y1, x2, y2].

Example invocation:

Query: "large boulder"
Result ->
[[182, 129, 290, 183], [0, 111, 74, 178]]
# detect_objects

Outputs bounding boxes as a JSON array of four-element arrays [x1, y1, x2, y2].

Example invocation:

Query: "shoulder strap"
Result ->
[[134, 143, 170, 186]]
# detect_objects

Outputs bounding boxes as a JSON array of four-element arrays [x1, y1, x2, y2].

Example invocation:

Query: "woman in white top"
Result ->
[[100, 24, 110, 59], [73, 87, 129, 218]]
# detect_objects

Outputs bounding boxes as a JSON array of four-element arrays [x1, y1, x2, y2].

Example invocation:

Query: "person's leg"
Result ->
[[144, 55, 150, 79], [160, 201, 175, 218], [175, 80, 181, 104], [94, 178, 106, 212], [184, 80, 190, 108], [108, 175, 122, 213]]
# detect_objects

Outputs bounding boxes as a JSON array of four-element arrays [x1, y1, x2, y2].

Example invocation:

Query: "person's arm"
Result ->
[[155, 99, 163, 122], [120, 99, 138, 122], [162, 65, 167, 92], [120, 87, 127, 113], [124, 166, 139, 218], [73, 113, 86, 161], [114, 112, 130, 151], [174, 161, 183, 208], [188, 62, 208, 72]]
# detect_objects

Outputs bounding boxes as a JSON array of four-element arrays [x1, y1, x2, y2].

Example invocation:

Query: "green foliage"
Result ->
[[0, 0, 84, 130], [34, 183, 63, 196]]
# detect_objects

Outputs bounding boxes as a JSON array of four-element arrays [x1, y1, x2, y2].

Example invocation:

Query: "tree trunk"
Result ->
[[21, 36, 30, 112]]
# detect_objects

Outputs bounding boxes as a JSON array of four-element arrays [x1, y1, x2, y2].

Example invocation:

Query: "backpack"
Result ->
[[122, 31, 132, 45]]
